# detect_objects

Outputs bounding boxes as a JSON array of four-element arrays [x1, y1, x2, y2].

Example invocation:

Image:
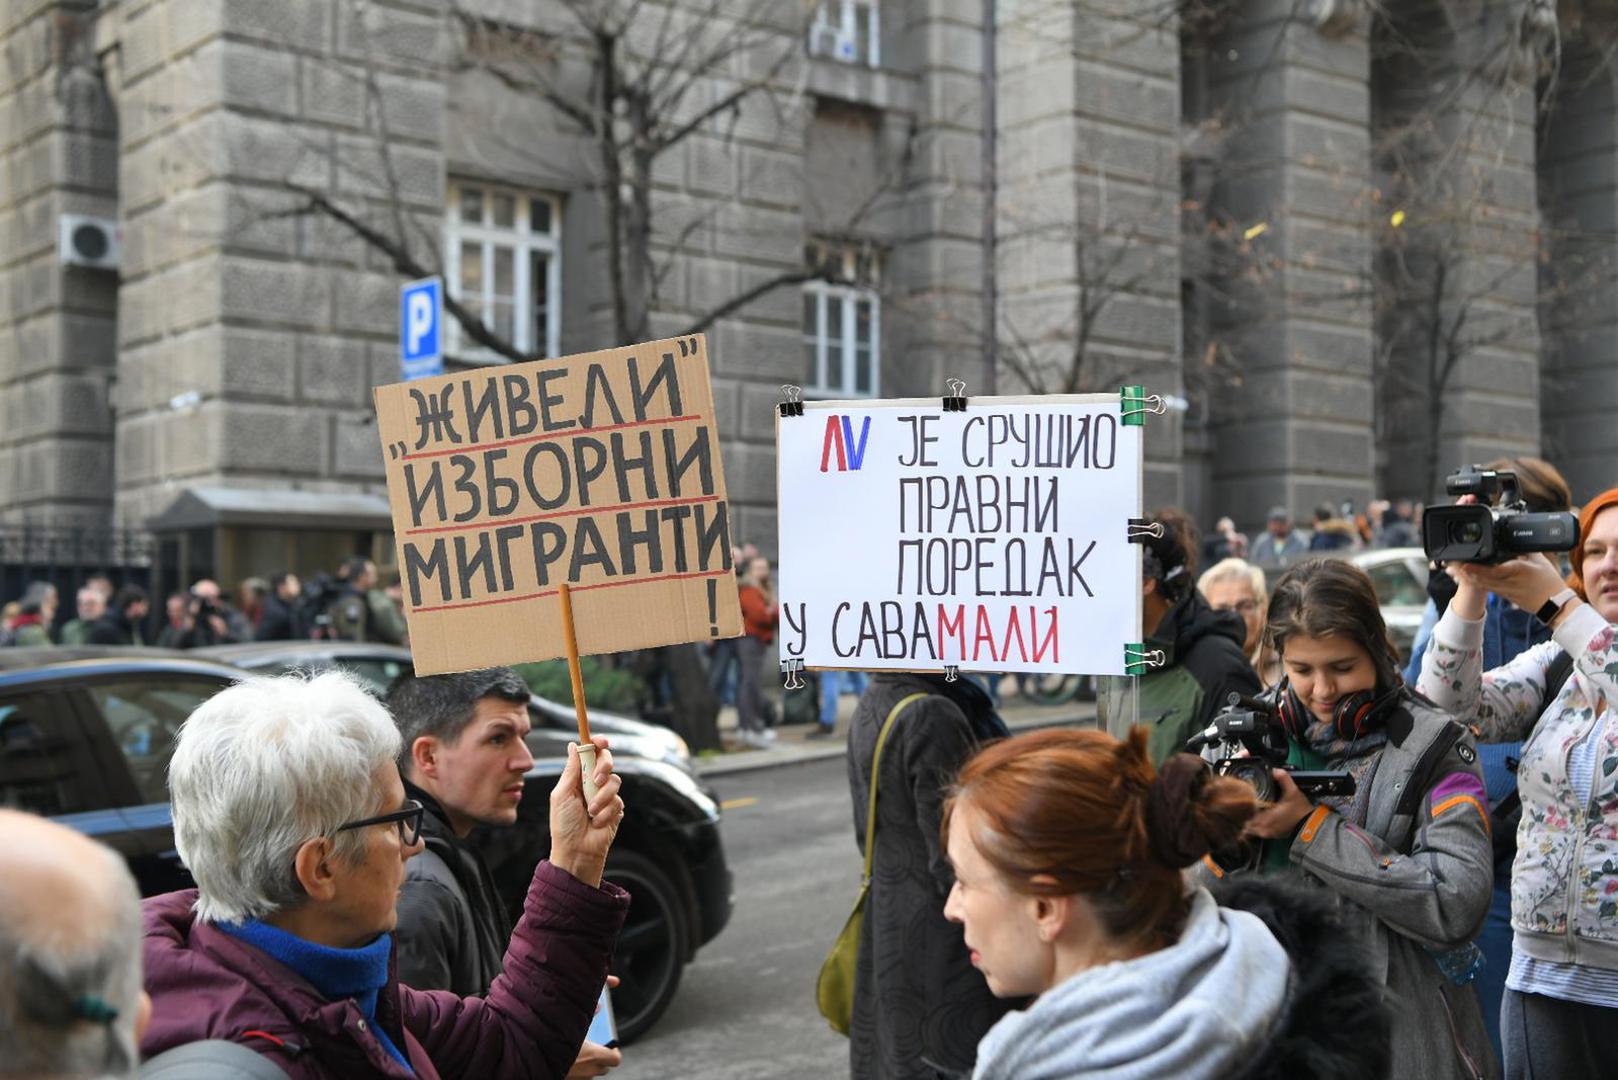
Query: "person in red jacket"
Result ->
[[736, 555, 779, 748], [139, 670, 627, 1079]]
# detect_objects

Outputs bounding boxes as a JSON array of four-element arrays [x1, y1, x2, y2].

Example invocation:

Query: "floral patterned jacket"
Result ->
[[1419, 603, 1618, 971]]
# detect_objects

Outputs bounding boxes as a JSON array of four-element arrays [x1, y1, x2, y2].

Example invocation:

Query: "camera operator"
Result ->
[[1198, 558, 1495, 1080], [1401, 457, 1573, 1063], [1417, 486, 1618, 1080]]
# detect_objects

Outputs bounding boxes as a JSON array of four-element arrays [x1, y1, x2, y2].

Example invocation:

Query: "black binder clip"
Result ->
[[942, 378, 967, 412], [944, 664, 961, 683], [1127, 518, 1165, 544], [780, 657, 806, 690], [778, 384, 804, 418]]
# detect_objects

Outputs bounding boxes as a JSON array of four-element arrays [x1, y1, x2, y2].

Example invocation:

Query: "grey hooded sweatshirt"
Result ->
[[972, 887, 1289, 1080]]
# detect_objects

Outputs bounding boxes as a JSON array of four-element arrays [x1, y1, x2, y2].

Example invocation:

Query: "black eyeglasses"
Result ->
[[331, 799, 425, 847]]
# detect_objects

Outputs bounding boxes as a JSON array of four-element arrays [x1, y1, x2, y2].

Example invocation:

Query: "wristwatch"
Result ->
[[1535, 587, 1578, 626]]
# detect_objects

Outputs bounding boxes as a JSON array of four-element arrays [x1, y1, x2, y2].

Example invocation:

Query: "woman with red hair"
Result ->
[[1419, 486, 1618, 1080], [942, 727, 1390, 1080]]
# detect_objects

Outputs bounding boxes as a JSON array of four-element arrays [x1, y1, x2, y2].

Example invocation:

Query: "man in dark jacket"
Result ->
[[846, 672, 1014, 1080], [1103, 510, 1262, 763], [254, 572, 305, 641], [86, 584, 149, 646], [387, 669, 621, 1077]]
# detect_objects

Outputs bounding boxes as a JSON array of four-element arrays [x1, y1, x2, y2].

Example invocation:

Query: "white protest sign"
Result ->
[[776, 396, 1143, 675]]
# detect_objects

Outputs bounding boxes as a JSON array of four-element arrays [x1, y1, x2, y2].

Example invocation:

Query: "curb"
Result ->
[[695, 705, 1097, 778]]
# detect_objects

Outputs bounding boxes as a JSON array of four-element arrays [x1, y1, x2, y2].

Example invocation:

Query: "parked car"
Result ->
[[195, 641, 695, 776], [0, 647, 731, 1042], [1351, 547, 1431, 660]]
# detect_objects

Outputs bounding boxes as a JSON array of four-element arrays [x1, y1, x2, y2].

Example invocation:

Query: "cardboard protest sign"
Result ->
[[776, 396, 1142, 675], [375, 333, 742, 675]]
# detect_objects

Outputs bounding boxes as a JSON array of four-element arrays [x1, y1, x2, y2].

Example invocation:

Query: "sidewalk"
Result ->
[[695, 687, 1099, 778]]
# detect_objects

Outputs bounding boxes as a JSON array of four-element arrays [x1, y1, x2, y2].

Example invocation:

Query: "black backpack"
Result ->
[[1490, 650, 1576, 867]]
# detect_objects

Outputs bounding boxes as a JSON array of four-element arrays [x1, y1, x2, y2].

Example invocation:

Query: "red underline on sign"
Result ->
[[413, 568, 734, 614], [401, 414, 705, 461], [404, 494, 724, 537]]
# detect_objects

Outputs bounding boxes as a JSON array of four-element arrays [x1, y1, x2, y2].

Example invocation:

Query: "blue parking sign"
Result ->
[[400, 277, 443, 380]]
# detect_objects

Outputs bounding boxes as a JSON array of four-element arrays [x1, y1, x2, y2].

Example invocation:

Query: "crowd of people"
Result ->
[[844, 455, 1618, 1080], [1213, 497, 1424, 569], [7, 457, 1618, 1079], [0, 556, 410, 650]]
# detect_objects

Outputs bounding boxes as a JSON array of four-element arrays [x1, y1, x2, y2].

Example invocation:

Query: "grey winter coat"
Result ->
[[1196, 696, 1498, 1080], [846, 673, 1013, 1080]]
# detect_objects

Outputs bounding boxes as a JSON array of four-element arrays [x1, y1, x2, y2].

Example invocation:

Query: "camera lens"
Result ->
[[1450, 520, 1482, 545], [1218, 758, 1278, 802]]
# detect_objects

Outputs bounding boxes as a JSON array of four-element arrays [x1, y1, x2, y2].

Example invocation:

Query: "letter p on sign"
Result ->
[[400, 276, 444, 381]]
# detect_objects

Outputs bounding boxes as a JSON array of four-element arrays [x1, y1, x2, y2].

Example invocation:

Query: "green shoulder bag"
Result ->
[[816, 691, 928, 1036]]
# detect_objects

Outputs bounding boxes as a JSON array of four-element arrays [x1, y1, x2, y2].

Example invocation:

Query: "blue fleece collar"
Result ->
[[218, 919, 411, 1071]]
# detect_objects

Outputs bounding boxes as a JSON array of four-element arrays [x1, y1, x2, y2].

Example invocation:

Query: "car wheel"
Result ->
[[604, 850, 689, 1044]]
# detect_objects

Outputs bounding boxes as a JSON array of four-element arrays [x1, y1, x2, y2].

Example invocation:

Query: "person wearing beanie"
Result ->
[[944, 728, 1391, 1080], [1420, 484, 1618, 1080]]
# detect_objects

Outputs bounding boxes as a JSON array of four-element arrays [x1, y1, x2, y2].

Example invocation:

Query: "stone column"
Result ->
[[112, 0, 449, 527], [886, 0, 989, 403], [996, 0, 1184, 507], [0, 1, 119, 527], [1372, 0, 1543, 499], [1538, 31, 1618, 502], [1197, 0, 1377, 530]]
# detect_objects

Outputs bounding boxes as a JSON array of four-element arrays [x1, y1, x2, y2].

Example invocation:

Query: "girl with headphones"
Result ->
[[1199, 558, 1497, 1080]]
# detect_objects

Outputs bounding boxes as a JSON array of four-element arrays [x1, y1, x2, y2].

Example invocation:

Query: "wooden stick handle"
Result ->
[[558, 583, 591, 745]]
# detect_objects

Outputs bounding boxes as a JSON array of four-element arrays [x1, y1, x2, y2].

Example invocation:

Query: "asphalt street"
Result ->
[[615, 755, 858, 1080]]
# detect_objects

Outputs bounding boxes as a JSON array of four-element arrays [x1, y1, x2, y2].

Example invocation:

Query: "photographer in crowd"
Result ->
[[1418, 486, 1618, 1080], [1402, 456, 1574, 1061], [140, 671, 627, 1079], [1199, 558, 1496, 1079], [943, 728, 1389, 1080]]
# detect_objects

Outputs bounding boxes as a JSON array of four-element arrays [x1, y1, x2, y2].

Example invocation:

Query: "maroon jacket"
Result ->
[[140, 862, 628, 1079]]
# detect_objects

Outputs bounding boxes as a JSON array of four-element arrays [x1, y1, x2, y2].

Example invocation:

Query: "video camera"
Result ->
[[1422, 464, 1579, 565], [1184, 693, 1355, 802]]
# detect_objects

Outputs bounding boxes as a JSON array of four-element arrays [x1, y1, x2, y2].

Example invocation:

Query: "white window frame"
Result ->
[[809, 1, 880, 67], [803, 249, 881, 398], [444, 181, 562, 362]]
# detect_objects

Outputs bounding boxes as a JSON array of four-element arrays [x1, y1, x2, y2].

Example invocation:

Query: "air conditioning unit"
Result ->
[[58, 214, 121, 271], [810, 25, 856, 63]]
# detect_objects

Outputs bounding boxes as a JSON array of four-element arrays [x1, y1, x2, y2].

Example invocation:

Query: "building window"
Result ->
[[445, 181, 561, 361], [803, 247, 880, 397], [809, 1, 879, 67]]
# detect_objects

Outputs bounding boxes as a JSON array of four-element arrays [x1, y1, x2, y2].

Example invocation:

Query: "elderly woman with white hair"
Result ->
[[1197, 557, 1282, 687], [138, 671, 627, 1079]]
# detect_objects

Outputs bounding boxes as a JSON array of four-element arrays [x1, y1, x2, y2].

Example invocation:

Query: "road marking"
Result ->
[[720, 796, 759, 810]]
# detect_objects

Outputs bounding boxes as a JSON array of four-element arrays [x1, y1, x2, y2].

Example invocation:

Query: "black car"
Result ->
[[0, 647, 732, 1042]]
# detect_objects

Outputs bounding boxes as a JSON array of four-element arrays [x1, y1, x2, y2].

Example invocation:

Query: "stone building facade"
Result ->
[[2, 0, 1615, 583]]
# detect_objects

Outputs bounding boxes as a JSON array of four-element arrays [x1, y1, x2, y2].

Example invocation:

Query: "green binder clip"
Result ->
[[1120, 386, 1164, 427]]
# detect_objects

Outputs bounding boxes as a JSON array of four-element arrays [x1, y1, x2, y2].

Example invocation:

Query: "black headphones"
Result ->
[[1277, 679, 1403, 741]]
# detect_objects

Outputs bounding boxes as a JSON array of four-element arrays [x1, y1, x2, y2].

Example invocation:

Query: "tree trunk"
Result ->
[[595, 32, 631, 345], [626, 92, 655, 344], [659, 642, 722, 752]]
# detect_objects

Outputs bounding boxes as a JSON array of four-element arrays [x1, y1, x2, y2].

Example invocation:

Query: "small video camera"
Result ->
[[1185, 693, 1355, 802]]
